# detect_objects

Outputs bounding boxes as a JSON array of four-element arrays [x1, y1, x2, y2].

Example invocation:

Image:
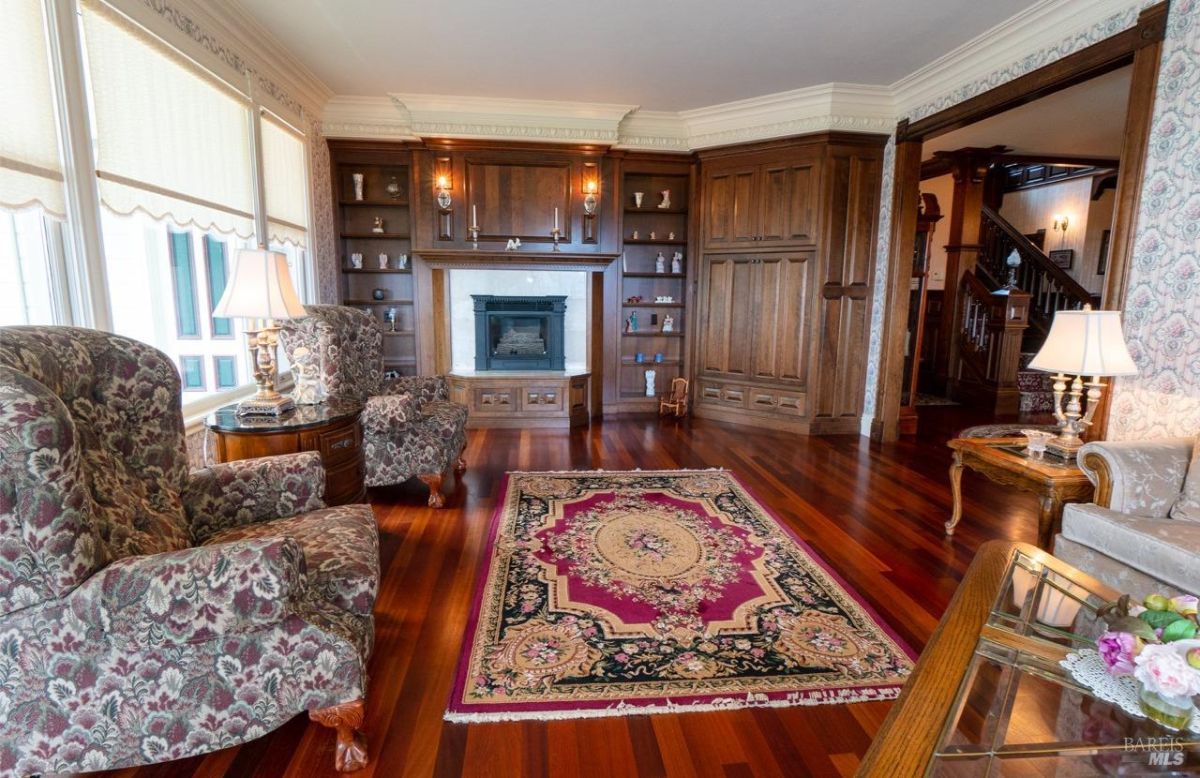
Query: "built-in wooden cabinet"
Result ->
[[702, 151, 820, 250]]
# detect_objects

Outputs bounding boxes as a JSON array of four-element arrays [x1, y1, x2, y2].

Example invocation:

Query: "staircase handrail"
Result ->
[[980, 204, 1093, 306]]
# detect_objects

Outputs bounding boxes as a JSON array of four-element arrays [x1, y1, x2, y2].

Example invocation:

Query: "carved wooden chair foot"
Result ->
[[454, 455, 467, 474], [419, 473, 446, 508], [310, 699, 368, 772]]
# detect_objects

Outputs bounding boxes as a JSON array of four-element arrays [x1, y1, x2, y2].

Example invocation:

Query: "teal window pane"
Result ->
[[205, 236, 231, 337], [168, 230, 199, 337], [180, 356, 204, 390], [214, 356, 237, 388]]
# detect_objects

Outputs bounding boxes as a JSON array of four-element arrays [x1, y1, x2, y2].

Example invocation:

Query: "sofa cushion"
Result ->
[[1169, 438, 1200, 522], [204, 504, 379, 615], [1062, 502, 1200, 593]]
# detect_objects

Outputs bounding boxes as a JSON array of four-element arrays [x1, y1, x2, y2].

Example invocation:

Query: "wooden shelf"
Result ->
[[342, 268, 412, 274], [384, 357, 416, 365], [625, 238, 686, 245], [623, 272, 686, 279], [625, 206, 688, 215], [623, 331, 684, 338], [340, 232, 411, 239], [344, 298, 415, 305], [340, 199, 410, 207], [621, 358, 681, 366], [622, 301, 683, 308], [382, 330, 416, 336]]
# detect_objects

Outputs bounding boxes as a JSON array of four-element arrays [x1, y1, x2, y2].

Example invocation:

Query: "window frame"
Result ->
[[179, 354, 205, 392], [203, 234, 233, 339], [213, 354, 238, 389]]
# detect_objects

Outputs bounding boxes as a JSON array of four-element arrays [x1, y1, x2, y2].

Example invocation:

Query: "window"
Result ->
[[168, 229, 199, 337], [0, 0, 72, 325], [179, 355, 204, 391], [204, 235, 232, 337], [213, 355, 238, 389]]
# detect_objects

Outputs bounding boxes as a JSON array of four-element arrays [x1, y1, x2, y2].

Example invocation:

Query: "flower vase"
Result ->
[[1139, 686, 1196, 731]]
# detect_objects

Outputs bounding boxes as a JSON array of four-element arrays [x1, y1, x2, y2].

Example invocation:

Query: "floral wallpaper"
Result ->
[[1109, 0, 1200, 440], [859, 0, 1185, 437], [309, 118, 339, 304]]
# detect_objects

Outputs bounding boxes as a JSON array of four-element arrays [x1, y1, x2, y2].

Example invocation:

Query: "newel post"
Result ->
[[986, 289, 1031, 408]]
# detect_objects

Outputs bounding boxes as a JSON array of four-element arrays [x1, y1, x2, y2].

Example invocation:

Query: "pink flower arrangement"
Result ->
[[1134, 643, 1200, 699], [1097, 590, 1200, 707], [1097, 631, 1139, 676]]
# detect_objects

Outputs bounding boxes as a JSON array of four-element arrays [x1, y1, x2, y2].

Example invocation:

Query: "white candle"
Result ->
[[472, 204, 477, 227], [554, 207, 559, 230]]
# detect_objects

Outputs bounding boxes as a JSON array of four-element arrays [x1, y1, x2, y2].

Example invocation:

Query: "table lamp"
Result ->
[[1028, 305, 1137, 458], [212, 247, 307, 416]]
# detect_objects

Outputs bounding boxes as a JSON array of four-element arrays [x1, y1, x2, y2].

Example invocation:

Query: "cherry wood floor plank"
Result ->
[[84, 406, 1046, 778]]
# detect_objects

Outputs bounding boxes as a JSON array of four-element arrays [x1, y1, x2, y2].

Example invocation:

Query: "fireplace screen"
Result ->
[[472, 295, 566, 370]]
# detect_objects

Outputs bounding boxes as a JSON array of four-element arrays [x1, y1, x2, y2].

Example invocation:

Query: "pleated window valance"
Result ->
[[0, 0, 66, 218], [262, 114, 309, 248]]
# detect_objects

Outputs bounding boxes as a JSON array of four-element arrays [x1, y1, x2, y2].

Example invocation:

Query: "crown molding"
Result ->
[[615, 110, 690, 152], [890, 0, 1151, 121], [390, 93, 638, 145], [322, 95, 419, 140]]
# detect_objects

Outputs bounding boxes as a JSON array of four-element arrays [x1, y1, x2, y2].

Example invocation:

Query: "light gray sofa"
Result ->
[[1054, 437, 1200, 598]]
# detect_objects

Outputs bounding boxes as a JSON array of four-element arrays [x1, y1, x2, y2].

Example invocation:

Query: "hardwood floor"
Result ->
[[96, 407, 1048, 778]]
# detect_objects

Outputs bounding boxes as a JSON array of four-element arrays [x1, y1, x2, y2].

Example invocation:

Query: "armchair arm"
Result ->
[[69, 537, 306, 647], [382, 375, 448, 404], [364, 393, 418, 433], [183, 453, 325, 542], [1078, 438, 1193, 516]]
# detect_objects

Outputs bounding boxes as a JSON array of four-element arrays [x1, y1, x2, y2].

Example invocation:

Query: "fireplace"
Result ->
[[473, 295, 567, 370]]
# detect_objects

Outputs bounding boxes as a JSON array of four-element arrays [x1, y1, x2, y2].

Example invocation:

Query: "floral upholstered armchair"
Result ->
[[0, 327, 379, 775], [280, 305, 468, 507]]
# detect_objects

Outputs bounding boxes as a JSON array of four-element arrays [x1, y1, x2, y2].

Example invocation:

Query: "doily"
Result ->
[[1061, 649, 1200, 734]]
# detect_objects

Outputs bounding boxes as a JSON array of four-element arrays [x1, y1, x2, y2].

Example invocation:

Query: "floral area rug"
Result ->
[[446, 470, 914, 721]]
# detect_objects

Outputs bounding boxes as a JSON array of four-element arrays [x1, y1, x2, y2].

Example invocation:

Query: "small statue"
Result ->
[[384, 307, 397, 332], [649, 231, 657, 240], [644, 369, 657, 397], [291, 347, 327, 406], [631, 230, 639, 240], [671, 250, 683, 274], [505, 238, 522, 251], [352, 172, 364, 201], [662, 315, 675, 333], [655, 251, 666, 274], [633, 192, 644, 208], [625, 311, 639, 332], [372, 216, 385, 233], [350, 253, 363, 269], [385, 176, 402, 200], [378, 253, 389, 269], [668, 231, 676, 240], [658, 190, 671, 209], [398, 254, 408, 270]]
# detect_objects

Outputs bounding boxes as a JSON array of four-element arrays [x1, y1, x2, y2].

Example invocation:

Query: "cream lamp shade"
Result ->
[[212, 248, 307, 320], [1028, 308, 1137, 377]]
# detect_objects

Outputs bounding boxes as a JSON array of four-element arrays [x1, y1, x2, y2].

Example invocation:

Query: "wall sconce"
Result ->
[[435, 174, 452, 210], [1053, 214, 1069, 233], [582, 179, 599, 215]]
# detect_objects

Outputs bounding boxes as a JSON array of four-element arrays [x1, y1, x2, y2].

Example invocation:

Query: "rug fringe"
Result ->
[[444, 686, 903, 723]]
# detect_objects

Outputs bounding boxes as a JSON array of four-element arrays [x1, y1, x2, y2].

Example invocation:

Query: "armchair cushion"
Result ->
[[1061, 502, 1200, 593], [362, 400, 468, 488], [183, 453, 326, 542], [364, 392, 419, 431], [1170, 436, 1200, 522], [204, 504, 379, 616], [1077, 438, 1193, 517], [71, 536, 306, 647], [382, 374, 449, 405]]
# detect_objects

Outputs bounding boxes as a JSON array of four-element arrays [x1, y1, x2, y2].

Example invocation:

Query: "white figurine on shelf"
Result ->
[[371, 216, 385, 233], [398, 254, 408, 270], [633, 192, 644, 208], [671, 250, 683, 274], [291, 347, 327, 405], [384, 307, 397, 332], [649, 231, 657, 240], [350, 253, 363, 269], [655, 251, 666, 274], [631, 230, 639, 240], [668, 231, 676, 240], [352, 173, 364, 201], [378, 253, 389, 269], [662, 315, 675, 333], [658, 190, 671, 209], [644, 369, 657, 397]]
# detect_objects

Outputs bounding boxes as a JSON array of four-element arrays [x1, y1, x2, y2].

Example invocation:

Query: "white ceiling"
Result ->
[[922, 65, 1132, 159], [235, 0, 1039, 111]]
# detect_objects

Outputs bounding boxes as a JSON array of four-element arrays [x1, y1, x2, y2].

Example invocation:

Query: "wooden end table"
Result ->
[[206, 399, 366, 506], [946, 436, 1094, 550]]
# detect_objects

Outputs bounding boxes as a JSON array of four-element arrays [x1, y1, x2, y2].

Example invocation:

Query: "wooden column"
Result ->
[[935, 147, 1002, 388]]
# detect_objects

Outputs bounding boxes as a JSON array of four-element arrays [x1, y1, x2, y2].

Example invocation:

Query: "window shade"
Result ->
[[262, 115, 308, 247], [0, 0, 66, 218], [81, 2, 255, 239]]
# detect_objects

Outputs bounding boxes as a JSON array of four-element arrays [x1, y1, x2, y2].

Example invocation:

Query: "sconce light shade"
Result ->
[[213, 248, 307, 320], [1029, 308, 1137, 377]]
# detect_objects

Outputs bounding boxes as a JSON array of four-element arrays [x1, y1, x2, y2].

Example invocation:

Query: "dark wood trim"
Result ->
[[695, 131, 889, 159], [873, 2, 1168, 442], [994, 153, 1121, 169], [897, 2, 1167, 143]]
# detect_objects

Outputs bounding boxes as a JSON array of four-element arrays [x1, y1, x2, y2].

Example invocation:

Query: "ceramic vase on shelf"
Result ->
[[658, 190, 671, 209], [633, 192, 644, 208], [385, 176, 402, 200], [378, 253, 389, 269], [672, 251, 683, 274], [350, 253, 363, 269], [352, 173, 364, 201], [655, 252, 666, 274], [644, 370, 657, 397]]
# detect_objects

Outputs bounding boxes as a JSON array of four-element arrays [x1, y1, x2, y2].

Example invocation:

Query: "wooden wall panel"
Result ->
[[466, 160, 571, 243]]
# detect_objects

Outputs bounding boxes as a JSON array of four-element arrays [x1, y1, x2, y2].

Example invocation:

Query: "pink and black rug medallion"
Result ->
[[447, 470, 913, 721]]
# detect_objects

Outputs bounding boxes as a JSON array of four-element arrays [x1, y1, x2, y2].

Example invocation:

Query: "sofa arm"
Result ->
[[183, 453, 326, 542], [1078, 438, 1193, 517], [70, 537, 306, 647], [382, 375, 448, 404], [363, 392, 419, 433]]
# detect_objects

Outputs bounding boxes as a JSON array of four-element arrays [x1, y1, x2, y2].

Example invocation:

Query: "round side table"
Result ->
[[206, 400, 366, 506]]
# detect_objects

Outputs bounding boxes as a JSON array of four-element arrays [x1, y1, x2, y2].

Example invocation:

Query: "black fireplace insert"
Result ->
[[473, 295, 567, 370]]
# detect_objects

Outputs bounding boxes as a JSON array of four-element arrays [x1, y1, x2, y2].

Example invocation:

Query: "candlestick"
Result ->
[[472, 204, 477, 227], [553, 207, 559, 230]]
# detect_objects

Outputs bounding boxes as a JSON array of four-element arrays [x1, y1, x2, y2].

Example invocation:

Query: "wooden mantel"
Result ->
[[415, 249, 618, 272]]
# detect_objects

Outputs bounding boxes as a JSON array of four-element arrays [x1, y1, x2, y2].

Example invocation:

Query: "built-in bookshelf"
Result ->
[[330, 143, 418, 375], [617, 156, 693, 411]]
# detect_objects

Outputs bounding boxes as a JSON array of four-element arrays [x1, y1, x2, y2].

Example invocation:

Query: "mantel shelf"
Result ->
[[622, 302, 684, 308], [340, 199, 410, 207], [623, 272, 686, 279], [417, 249, 619, 271]]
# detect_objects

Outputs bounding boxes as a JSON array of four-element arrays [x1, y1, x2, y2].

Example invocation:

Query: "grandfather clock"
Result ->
[[899, 193, 942, 435]]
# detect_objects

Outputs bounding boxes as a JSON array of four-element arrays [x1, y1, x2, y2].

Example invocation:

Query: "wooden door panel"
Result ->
[[760, 162, 819, 247], [699, 257, 754, 377], [751, 254, 813, 385], [703, 167, 759, 249], [751, 259, 780, 380], [465, 160, 570, 243]]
